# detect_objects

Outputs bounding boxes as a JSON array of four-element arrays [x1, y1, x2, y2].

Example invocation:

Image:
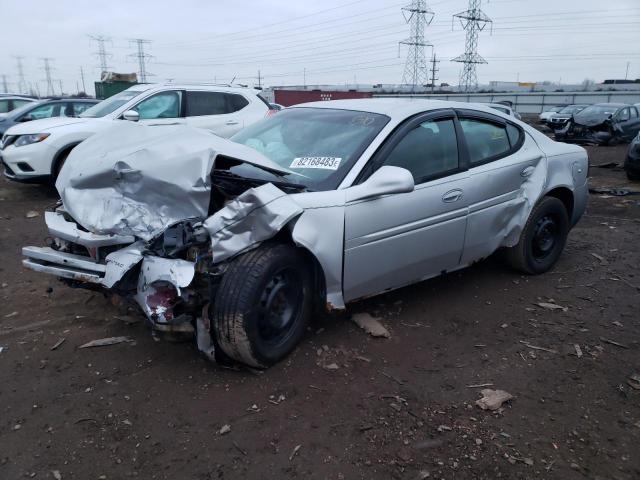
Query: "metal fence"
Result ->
[[374, 91, 640, 114]]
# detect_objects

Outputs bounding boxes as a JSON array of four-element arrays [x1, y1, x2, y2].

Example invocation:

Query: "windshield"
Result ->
[[578, 105, 620, 116], [230, 108, 389, 191], [559, 105, 587, 114], [80, 90, 144, 118]]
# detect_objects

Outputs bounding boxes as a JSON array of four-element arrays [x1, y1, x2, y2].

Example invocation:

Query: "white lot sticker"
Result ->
[[290, 157, 342, 170]]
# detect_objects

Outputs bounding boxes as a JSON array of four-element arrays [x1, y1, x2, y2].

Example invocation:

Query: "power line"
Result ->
[[452, 0, 492, 92], [88, 35, 112, 73], [80, 66, 86, 93], [429, 52, 440, 92], [12, 56, 27, 94], [129, 39, 153, 83], [41, 57, 55, 97], [400, 0, 434, 89]]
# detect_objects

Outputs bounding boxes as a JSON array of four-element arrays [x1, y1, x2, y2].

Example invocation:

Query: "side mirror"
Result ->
[[123, 110, 140, 122], [346, 166, 414, 203], [19, 115, 34, 122]]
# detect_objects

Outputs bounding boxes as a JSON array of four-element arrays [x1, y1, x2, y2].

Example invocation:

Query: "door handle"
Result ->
[[442, 189, 463, 203], [521, 166, 535, 177], [225, 120, 240, 125]]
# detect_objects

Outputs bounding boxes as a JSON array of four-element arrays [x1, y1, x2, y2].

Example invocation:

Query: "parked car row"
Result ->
[[1, 84, 274, 182], [537, 102, 640, 147]]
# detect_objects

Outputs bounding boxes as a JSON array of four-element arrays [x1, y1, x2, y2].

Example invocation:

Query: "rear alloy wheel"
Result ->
[[211, 243, 312, 368], [505, 196, 569, 274]]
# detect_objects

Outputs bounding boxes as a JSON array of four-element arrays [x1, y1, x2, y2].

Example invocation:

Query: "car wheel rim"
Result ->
[[258, 268, 302, 346], [532, 215, 557, 261]]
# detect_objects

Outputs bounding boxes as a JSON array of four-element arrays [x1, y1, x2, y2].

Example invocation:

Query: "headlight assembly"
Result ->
[[15, 133, 50, 147]]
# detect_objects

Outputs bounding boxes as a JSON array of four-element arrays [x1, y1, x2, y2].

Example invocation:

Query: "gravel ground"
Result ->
[[0, 140, 639, 480]]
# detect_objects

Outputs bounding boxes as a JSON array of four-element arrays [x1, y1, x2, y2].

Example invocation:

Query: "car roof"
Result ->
[[291, 98, 507, 119], [592, 103, 629, 108], [127, 83, 261, 95], [0, 95, 36, 101]]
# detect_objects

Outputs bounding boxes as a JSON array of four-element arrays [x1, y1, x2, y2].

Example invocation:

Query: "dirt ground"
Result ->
[[1, 138, 639, 480]]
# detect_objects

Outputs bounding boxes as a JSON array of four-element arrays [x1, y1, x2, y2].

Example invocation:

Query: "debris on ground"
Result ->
[[25, 210, 40, 218], [574, 344, 583, 358], [78, 336, 133, 349], [475, 389, 513, 411], [590, 253, 609, 265], [219, 424, 231, 435], [599, 337, 629, 349], [52, 470, 62, 480], [536, 302, 568, 312], [50, 338, 66, 351], [590, 161, 619, 169], [519, 340, 557, 354], [589, 187, 640, 197], [351, 312, 391, 338], [4, 311, 18, 318], [0, 346, 5, 354], [289, 444, 301, 461], [324, 363, 340, 371], [628, 374, 640, 390]]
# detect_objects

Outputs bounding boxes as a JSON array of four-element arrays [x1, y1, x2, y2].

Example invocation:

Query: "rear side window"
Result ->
[[506, 124, 521, 147], [630, 107, 638, 119], [618, 108, 630, 121], [186, 91, 227, 116], [460, 118, 511, 165], [227, 94, 249, 112], [0, 100, 9, 113], [382, 118, 459, 183]]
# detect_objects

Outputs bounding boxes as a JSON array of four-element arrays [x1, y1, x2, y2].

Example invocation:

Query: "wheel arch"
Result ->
[[51, 141, 82, 177], [544, 185, 574, 220]]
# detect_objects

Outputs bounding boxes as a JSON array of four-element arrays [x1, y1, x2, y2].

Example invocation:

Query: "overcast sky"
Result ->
[[1, 0, 639, 95]]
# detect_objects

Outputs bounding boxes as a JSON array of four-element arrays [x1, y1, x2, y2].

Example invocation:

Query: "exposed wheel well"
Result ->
[[271, 229, 327, 311], [545, 187, 574, 220], [51, 143, 81, 178]]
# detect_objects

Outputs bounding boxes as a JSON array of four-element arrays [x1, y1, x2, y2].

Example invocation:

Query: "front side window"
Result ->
[[381, 118, 458, 183], [186, 91, 228, 116], [0, 100, 9, 113], [13, 99, 32, 109], [231, 108, 389, 191], [460, 118, 511, 165], [73, 102, 94, 116], [133, 91, 181, 119], [24, 103, 58, 120], [617, 108, 630, 121]]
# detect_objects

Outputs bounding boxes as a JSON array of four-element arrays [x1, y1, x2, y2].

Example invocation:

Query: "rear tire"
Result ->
[[504, 196, 569, 275], [212, 243, 312, 368], [626, 170, 640, 182]]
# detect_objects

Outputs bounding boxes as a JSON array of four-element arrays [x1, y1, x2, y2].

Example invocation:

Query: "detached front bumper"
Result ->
[[22, 210, 198, 334]]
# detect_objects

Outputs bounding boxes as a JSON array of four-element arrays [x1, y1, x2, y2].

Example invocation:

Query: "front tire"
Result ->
[[212, 243, 312, 368], [505, 196, 569, 275]]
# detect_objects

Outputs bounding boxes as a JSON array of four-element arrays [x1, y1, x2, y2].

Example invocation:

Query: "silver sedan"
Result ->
[[23, 98, 589, 367]]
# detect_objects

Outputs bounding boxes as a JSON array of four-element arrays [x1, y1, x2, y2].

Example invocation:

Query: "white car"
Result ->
[[1, 84, 272, 183], [538, 106, 566, 124], [485, 103, 522, 120], [0, 95, 36, 114]]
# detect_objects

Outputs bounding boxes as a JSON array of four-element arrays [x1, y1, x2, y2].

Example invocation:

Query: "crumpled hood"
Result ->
[[573, 113, 611, 127], [56, 122, 291, 241]]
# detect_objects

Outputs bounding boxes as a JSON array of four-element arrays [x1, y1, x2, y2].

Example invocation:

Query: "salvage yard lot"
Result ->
[[1, 144, 639, 479]]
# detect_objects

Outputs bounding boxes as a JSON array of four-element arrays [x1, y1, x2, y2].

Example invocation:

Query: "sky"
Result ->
[[1, 0, 639, 96]]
